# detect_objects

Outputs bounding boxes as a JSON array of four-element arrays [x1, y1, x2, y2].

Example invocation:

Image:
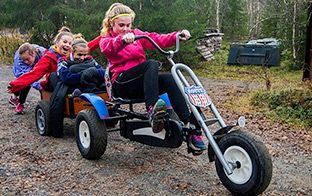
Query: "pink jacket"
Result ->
[[99, 29, 178, 83]]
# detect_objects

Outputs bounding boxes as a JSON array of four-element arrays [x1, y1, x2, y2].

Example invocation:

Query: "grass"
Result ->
[[193, 49, 311, 129], [250, 88, 312, 128], [196, 64, 304, 90], [191, 41, 312, 129], [0, 32, 28, 64]]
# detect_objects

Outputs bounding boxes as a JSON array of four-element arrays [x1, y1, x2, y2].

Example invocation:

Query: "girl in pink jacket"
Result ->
[[98, 3, 206, 155]]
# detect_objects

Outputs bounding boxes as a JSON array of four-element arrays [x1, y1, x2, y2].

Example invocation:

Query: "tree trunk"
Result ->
[[247, 0, 262, 39], [303, 1, 312, 80], [216, 0, 220, 29], [255, 0, 261, 36], [248, 0, 253, 36], [292, 1, 297, 59]]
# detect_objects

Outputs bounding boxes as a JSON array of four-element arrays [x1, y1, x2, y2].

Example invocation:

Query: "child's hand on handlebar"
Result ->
[[122, 33, 135, 43], [179, 30, 191, 41]]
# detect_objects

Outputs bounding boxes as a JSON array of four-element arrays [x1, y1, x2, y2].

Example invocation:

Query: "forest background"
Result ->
[[0, 0, 311, 129], [0, 0, 308, 67]]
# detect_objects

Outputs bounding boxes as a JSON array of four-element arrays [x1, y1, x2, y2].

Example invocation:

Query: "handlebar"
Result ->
[[133, 33, 184, 57]]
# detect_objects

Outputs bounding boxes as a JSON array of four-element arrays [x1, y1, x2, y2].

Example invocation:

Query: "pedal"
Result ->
[[151, 110, 168, 121], [120, 118, 183, 148], [150, 111, 169, 133], [187, 142, 205, 156], [187, 148, 204, 156]]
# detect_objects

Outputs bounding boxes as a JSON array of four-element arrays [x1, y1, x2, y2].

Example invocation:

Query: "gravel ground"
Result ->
[[0, 65, 311, 195]]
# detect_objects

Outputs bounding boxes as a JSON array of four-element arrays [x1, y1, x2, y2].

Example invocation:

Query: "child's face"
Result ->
[[111, 16, 132, 35], [20, 50, 36, 66], [73, 46, 89, 62], [56, 35, 73, 56]]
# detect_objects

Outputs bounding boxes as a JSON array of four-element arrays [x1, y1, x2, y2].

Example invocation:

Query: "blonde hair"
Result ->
[[72, 33, 88, 52], [18, 42, 36, 56], [100, 3, 135, 36], [53, 26, 73, 44]]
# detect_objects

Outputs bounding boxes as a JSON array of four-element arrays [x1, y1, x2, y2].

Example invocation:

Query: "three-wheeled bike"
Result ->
[[35, 34, 272, 195]]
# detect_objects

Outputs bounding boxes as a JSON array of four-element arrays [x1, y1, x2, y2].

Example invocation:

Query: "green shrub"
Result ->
[[251, 88, 312, 127]]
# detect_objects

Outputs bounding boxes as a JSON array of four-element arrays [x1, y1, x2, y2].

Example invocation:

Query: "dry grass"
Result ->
[[195, 63, 311, 128], [0, 30, 29, 65]]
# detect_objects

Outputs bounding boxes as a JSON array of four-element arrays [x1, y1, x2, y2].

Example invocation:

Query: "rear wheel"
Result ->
[[75, 109, 107, 160], [215, 130, 272, 195], [35, 101, 51, 136]]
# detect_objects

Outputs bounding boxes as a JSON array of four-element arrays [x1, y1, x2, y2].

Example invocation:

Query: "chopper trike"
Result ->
[[35, 33, 272, 195]]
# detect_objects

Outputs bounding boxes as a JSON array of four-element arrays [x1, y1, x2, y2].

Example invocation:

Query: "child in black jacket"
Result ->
[[57, 34, 105, 94], [50, 34, 105, 138]]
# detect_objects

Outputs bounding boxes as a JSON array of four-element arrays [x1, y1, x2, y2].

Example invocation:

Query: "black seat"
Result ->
[[105, 65, 145, 104]]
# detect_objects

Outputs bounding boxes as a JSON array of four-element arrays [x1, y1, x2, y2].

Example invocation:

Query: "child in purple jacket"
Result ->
[[10, 43, 46, 114]]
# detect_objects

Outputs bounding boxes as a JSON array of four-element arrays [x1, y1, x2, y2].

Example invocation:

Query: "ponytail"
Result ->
[[72, 33, 88, 52], [53, 26, 73, 44], [100, 3, 135, 36]]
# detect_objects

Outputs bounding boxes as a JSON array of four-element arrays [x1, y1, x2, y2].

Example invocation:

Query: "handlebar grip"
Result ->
[[179, 32, 186, 38], [122, 35, 145, 44], [178, 32, 191, 40], [134, 35, 146, 41]]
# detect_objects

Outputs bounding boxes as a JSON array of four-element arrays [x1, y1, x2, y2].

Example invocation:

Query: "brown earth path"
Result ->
[[0, 65, 311, 195]]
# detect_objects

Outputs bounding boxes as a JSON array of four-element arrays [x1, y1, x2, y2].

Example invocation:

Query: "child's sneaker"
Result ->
[[15, 103, 24, 114], [187, 133, 206, 155], [148, 99, 167, 133], [9, 96, 19, 107]]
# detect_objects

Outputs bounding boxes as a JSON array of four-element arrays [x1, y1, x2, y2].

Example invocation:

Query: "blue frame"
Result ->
[[159, 93, 173, 109], [79, 93, 110, 120]]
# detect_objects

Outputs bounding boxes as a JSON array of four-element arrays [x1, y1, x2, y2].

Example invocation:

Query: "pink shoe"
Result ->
[[15, 103, 24, 114], [9, 96, 19, 107]]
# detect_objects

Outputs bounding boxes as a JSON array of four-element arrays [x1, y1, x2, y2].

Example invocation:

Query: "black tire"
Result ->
[[215, 130, 272, 196], [35, 100, 51, 136], [75, 109, 107, 160]]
